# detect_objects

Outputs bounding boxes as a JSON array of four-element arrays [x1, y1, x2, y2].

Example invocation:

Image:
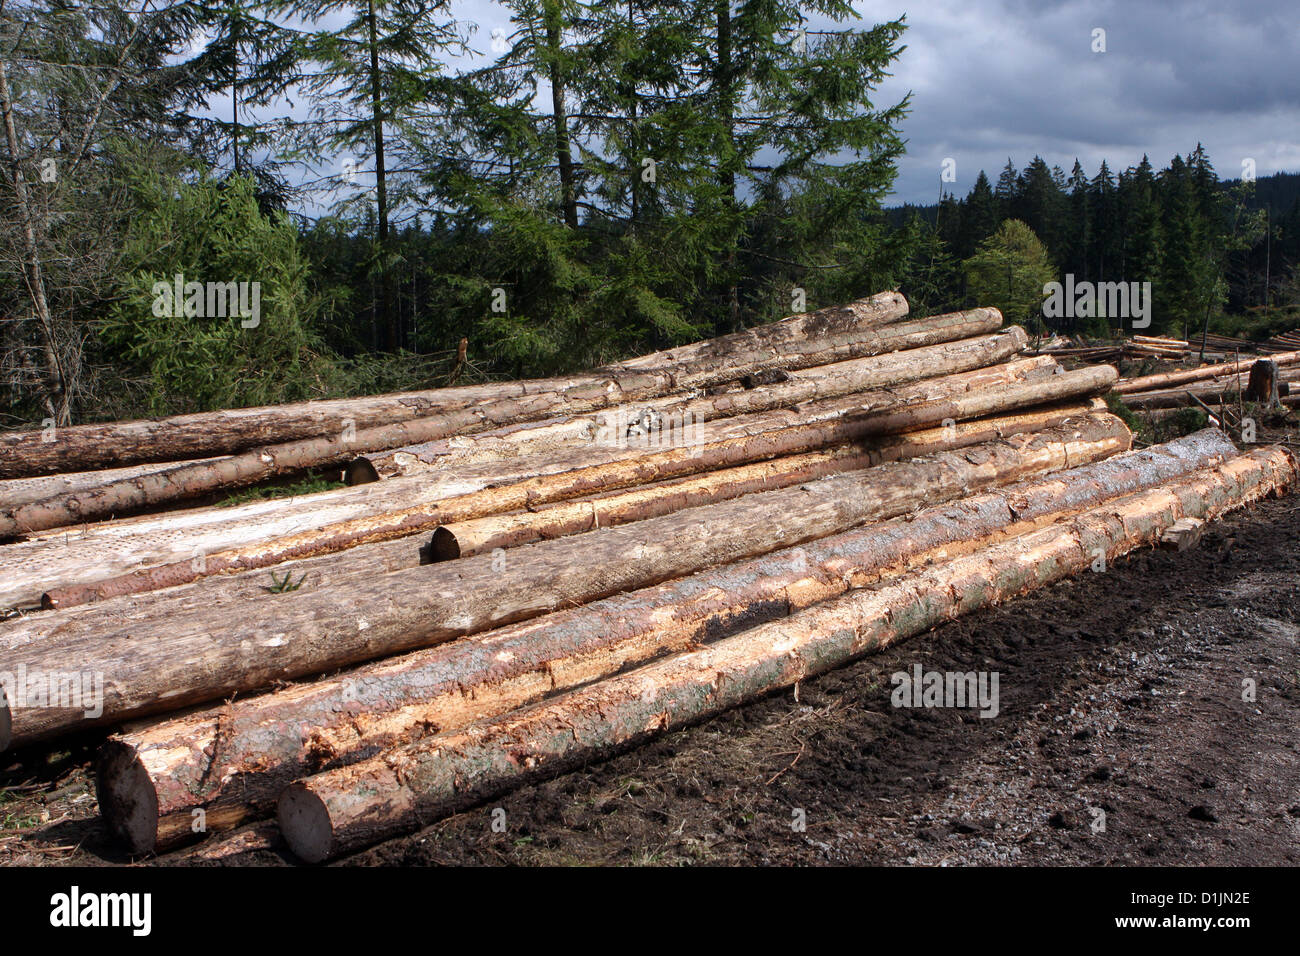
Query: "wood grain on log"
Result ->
[[95, 428, 1235, 853], [277, 443, 1297, 862]]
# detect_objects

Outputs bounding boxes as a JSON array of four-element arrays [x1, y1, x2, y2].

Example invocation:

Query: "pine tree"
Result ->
[[284, 0, 466, 350], [963, 219, 1056, 333]]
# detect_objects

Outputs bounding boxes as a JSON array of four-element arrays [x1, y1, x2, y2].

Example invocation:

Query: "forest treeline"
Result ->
[[2, 1, 1298, 427]]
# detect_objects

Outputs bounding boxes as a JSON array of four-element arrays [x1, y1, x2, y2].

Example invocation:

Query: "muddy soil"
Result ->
[[4, 473, 1299, 867]]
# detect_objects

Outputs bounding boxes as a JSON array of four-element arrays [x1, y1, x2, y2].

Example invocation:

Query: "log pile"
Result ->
[[0, 291, 1293, 862], [1116, 351, 1300, 417]]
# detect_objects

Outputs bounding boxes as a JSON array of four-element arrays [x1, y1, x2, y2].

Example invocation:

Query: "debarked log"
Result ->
[[95, 427, 1233, 853], [39, 358, 1105, 608], [1, 415, 1129, 750], [0, 293, 911, 478], [277, 443, 1297, 861], [0, 308, 1002, 535]]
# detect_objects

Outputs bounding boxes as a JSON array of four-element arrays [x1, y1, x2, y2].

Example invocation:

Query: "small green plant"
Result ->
[[264, 571, 307, 593], [217, 475, 343, 507]]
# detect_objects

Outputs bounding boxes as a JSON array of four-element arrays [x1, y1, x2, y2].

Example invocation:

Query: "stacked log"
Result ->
[[0, 292, 908, 478], [277, 443, 1296, 861], [33, 360, 1113, 609], [0, 289, 1291, 864], [3, 415, 1130, 746], [97, 428, 1237, 852]]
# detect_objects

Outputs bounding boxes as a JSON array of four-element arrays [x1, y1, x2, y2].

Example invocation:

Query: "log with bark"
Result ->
[[276, 443, 1297, 861], [95, 427, 1233, 853], [0, 308, 1001, 535], [0, 292, 910, 478], [1114, 349, 1300, 395], [35, 359, 1109, 609], [1, 415, 1129, 749], [0, 457, 222, 512], [347, 325, 1028, 483], [6, 353, 1047, 610], [8, 402, 1103, 661]]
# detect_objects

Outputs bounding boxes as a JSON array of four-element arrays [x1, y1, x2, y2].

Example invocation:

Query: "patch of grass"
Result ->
[[263, 570, 307, 593], [1104, 392, 1142, 434], [216, 474, 343, 508]]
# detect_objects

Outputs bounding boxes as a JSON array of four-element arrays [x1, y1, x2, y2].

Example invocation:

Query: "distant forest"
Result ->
[[890, 154, 1300, 336], [3, 3, 1299, 428]]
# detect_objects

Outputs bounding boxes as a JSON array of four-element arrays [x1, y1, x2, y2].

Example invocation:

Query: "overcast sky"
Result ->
[[218, 0, 1299, 212], [854, 0, 1300, 204]]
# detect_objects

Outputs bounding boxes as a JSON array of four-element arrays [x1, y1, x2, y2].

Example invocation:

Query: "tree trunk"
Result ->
[[349, 324, 1028, 482], [32, 361, 1113, 605], [366, 0, 394, 350], [0, 57, 67, 424], [1115, 349, 1300, 394], [95, 427, 1235, 853], [0, 292, 912, 478], [1, 416, 1129, 749], [277, 443, 1296, 862], [544, 0, 579, 229]]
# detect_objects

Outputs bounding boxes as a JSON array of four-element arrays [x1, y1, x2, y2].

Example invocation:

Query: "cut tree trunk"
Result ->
[[1246, 359, 1281, 407], [11, 402, 1101, 657], [0, 308, 999, 532], [34, 361, 1110, 607], [276, 443, 1297, 862], [348, 326, 1028, 483], [0, 292, 910, 477], [1, 415, 1129, 749], [1115, 349, 1300, 394], [4, 354, 1050, 610], [95, 427, 1234, 853]]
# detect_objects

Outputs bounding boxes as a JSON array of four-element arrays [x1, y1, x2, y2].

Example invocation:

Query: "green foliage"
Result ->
[[99, 172, 336, 413], [963, 219, 1056, 330], [216, 473, 344, 507], [1103, 392, 1142, 435]]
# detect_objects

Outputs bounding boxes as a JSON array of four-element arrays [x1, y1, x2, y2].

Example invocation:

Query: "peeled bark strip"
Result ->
[[0, 308, 998, 535], [349, 325, 1027, 483], [1115, 349, 1300, 394], [96, 428, 1232, 853], [0, 292, 909, 478], [1, 417, 1128, 748], [39, 358, 1098, 609], [278, 444, 1296, 862]]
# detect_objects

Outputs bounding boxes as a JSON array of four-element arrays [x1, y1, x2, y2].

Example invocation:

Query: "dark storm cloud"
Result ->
[[849, 0, 1300, 204]]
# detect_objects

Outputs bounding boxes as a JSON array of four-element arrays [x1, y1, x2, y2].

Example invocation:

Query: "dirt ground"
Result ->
[[4, 453, 1299, 867]]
